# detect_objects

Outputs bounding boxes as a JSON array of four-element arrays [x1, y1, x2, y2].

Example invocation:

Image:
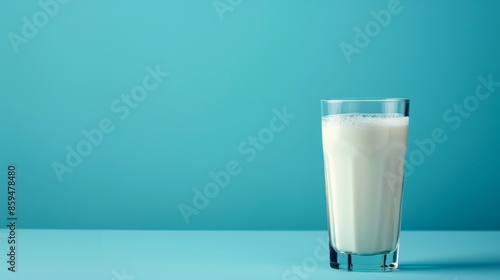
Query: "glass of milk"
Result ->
[[321, 98, 410, 272]]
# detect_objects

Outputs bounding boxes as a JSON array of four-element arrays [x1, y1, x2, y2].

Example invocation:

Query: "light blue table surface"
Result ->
[[0, 230, 499, 279]]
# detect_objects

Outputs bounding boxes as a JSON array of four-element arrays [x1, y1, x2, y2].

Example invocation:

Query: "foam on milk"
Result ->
[[322, 113, 408, 128], [322, 113, 409, 255]]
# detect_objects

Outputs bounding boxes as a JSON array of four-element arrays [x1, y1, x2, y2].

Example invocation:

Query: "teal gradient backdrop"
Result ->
[[1, 0, 499, 230]]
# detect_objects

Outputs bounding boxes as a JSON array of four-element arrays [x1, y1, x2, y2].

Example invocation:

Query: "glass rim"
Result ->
[[321, 98, 409, 103]]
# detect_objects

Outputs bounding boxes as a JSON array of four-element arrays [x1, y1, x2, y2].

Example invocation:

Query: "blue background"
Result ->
[[0, 0, 499, 230]]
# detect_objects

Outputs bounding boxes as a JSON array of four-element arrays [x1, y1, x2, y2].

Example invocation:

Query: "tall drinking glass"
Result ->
[[321, 98, 410, 271]]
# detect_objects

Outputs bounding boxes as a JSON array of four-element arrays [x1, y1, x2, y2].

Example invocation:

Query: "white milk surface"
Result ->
[[322, 113, 409, 255]]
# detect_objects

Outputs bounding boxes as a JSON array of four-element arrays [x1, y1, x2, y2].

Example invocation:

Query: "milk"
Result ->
[[322, 113, 409, 255]]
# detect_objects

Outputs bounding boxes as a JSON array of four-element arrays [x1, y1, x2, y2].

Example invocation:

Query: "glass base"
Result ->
[[329, 244, 399, 272]]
